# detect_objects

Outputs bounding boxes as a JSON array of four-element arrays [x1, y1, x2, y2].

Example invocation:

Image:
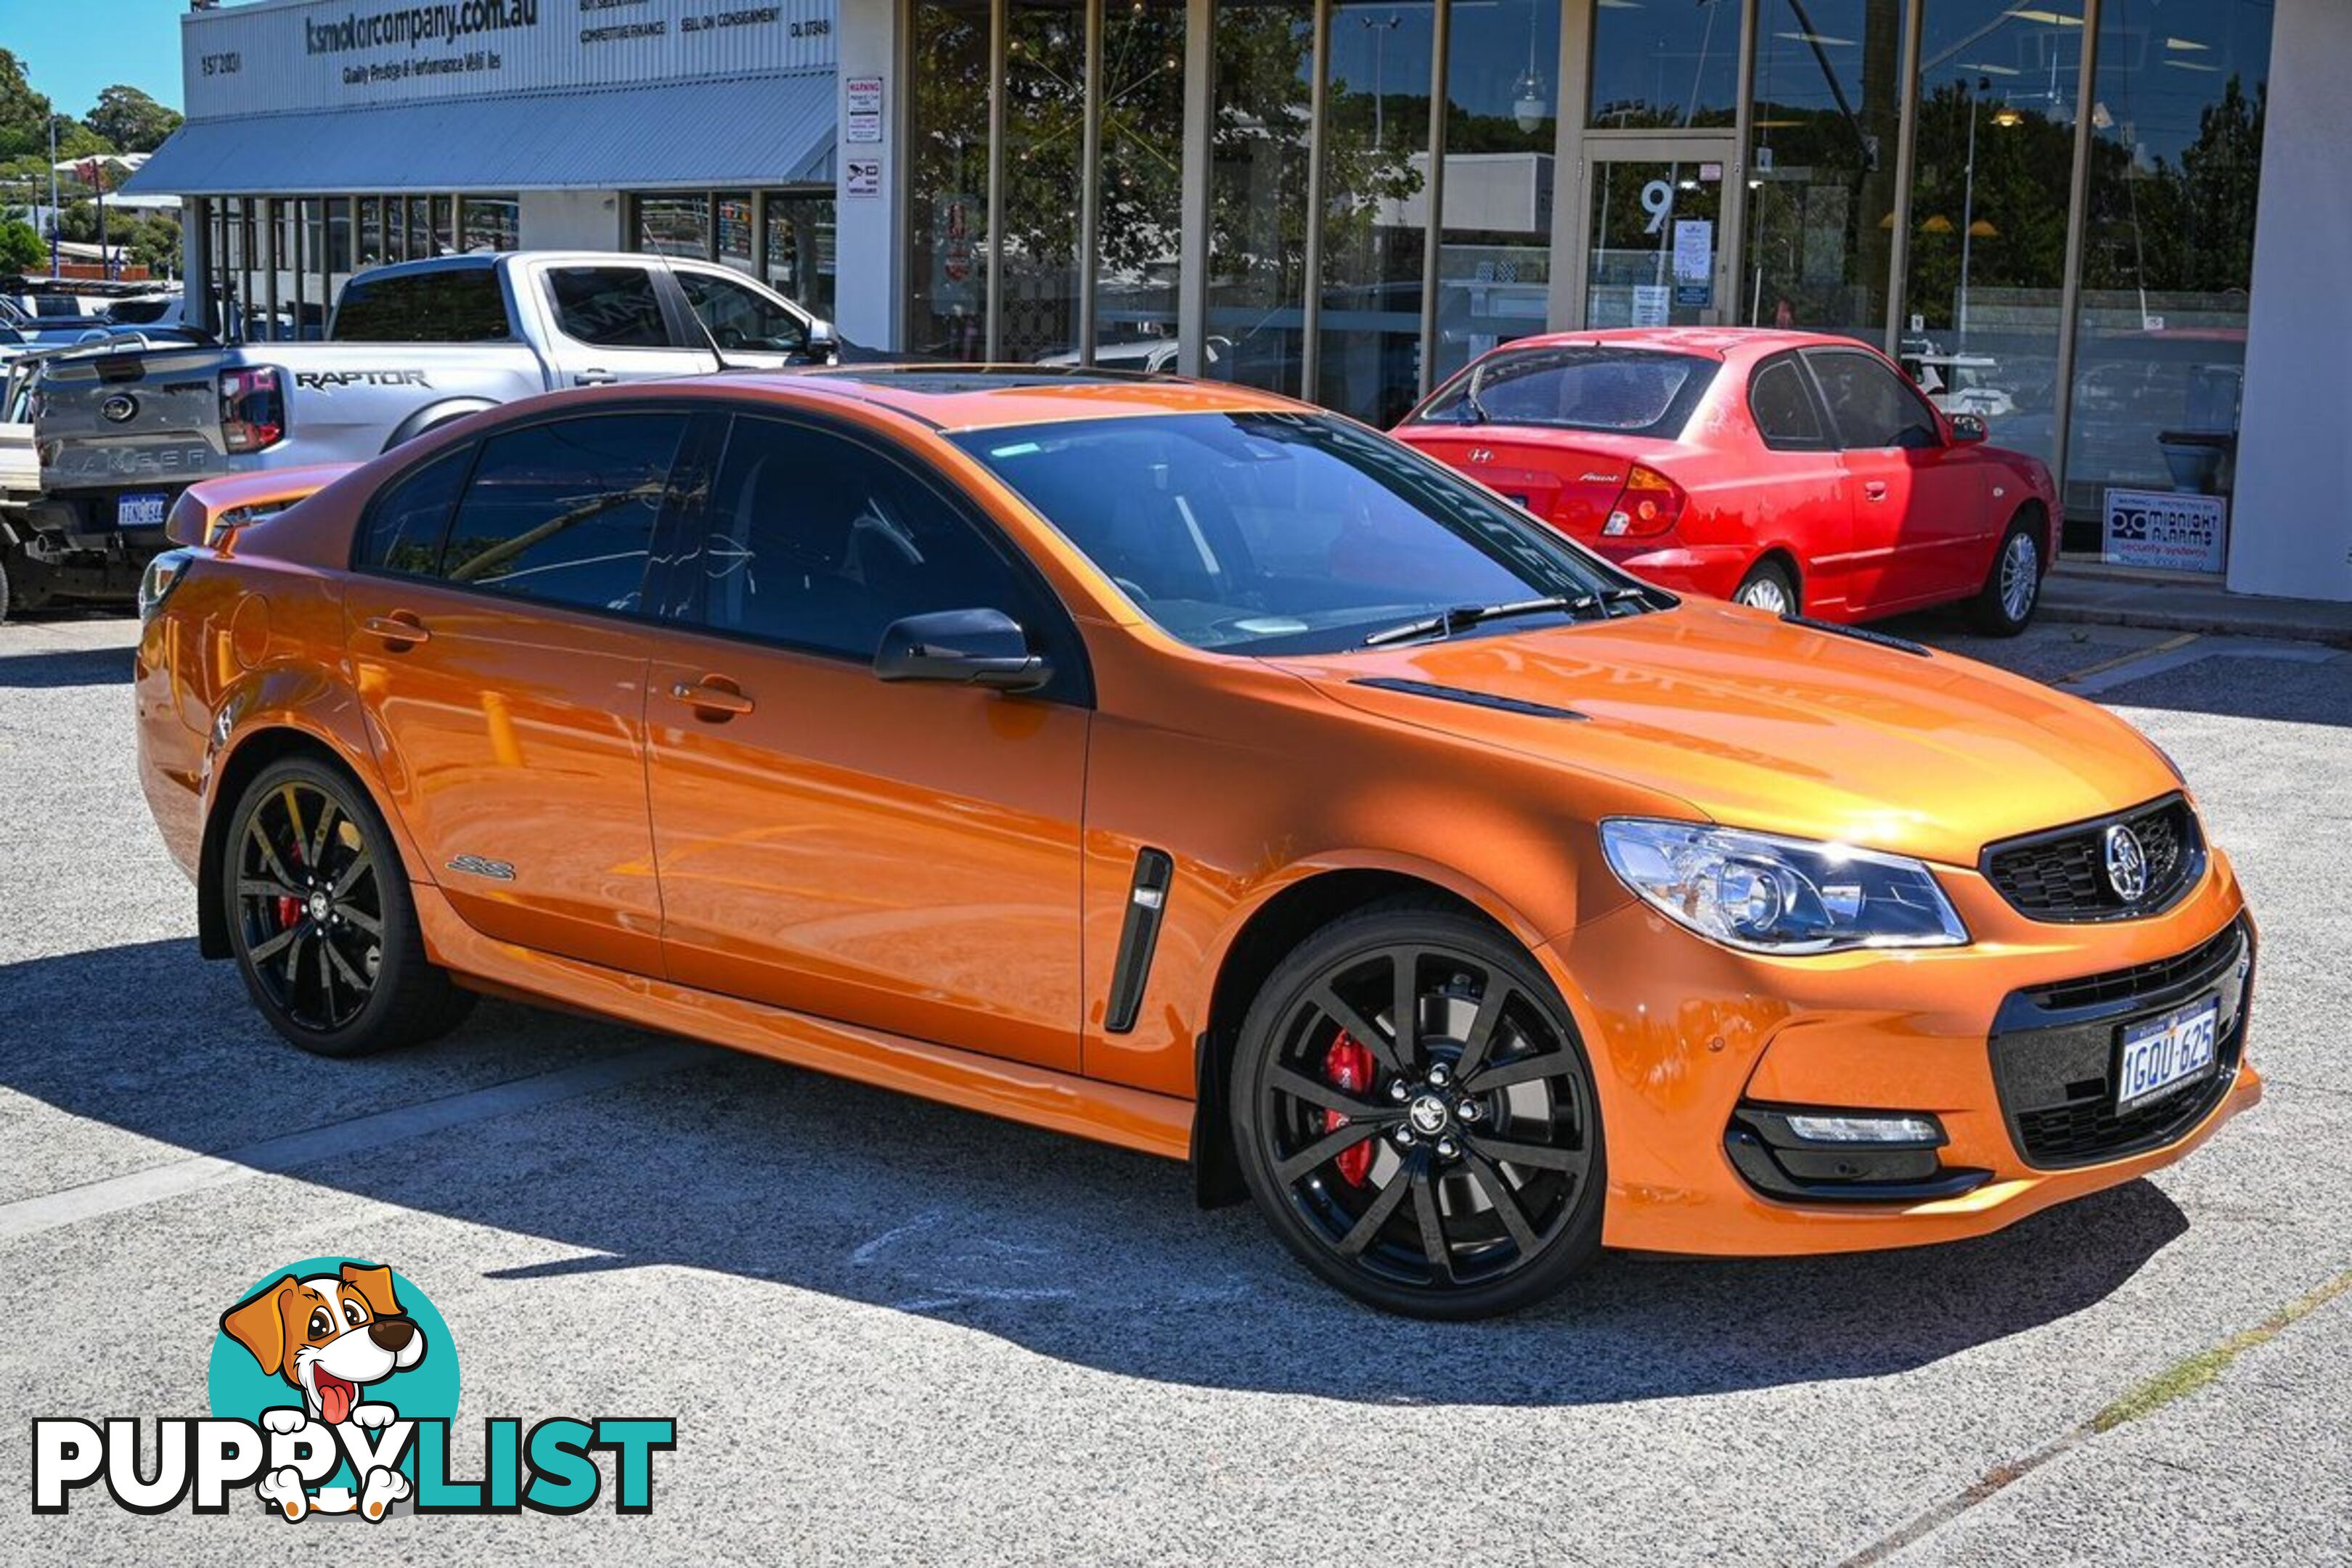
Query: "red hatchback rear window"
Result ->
[[1410, 347, 1715, 436]]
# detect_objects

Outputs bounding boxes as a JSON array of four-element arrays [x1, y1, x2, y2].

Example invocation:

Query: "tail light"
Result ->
[[219, 367, 285, 454], [1601, 464, 1686, 538]]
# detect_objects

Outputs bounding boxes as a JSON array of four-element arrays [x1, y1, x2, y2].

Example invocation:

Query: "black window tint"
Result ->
[[1809, 351, 1941, 450], [677, 270, 808, 354], [700, 417, 1035, 661], [359, 445, 472, 574], [545, 266, 669, 348], [332, 269, 511, 343], [440, 414, 687, 613], [1750, 358, 1826, 449]]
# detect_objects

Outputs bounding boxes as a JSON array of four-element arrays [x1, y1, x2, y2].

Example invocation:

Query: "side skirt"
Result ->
[[412, 882, 1194, 1163]]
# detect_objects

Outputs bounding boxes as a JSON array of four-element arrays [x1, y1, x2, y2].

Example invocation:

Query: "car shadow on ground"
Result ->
[[1, 938, 2189, 1408], [0, 642, 133, 689]]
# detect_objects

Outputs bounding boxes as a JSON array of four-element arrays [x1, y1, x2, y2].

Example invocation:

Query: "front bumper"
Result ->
[[1538, 847, 2261, 1257]]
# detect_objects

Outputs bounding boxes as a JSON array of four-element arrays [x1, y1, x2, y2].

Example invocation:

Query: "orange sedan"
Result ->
[[134, 369, 2258, 1318]]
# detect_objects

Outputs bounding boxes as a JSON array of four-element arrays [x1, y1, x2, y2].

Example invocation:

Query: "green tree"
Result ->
[[0, 49, 52, 159], [86, 85, 181, 153], [0, 216, 44, 273]]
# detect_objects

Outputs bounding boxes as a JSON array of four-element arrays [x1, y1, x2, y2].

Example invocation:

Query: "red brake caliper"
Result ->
[[1323, 1032, 1376, 1185], [277, 830, 303, 930]]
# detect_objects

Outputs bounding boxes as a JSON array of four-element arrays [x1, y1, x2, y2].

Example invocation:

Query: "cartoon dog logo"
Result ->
[[219, 1262, 424, 1521]]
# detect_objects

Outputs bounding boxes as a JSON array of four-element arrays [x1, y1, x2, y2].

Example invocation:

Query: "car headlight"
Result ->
[[1599, 819, 1969, 955]]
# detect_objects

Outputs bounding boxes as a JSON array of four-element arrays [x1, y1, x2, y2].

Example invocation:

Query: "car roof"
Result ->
[[737, 365, 1318, 433], [1471, 327, 1879, 364]]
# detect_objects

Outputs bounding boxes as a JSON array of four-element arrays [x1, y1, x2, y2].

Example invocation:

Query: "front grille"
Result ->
[[1989, 917, 2253, 1169], [1983, 794, 2202, 922]]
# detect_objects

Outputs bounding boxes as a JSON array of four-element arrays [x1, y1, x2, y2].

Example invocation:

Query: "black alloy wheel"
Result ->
[[224, 757, 473, 1056], [1230, 902, 1606, 1318]]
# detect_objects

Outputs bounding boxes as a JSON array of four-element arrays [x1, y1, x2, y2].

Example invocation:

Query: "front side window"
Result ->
[[1410, 348, 1716, 437], [676, 269, 809, 355], [357, 444, 473, 573], [544, 266, 669, 348], [955, 411, 1641, 654], [697, 417, 1040, 661], [438, 414, 688, 612], [332, 269, 511, 343], [1808, 350, 1942, 450]]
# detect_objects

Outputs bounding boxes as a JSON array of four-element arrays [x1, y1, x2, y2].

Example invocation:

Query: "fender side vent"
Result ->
[[1780, 614, 1933, 658], [1350, 677, 1588, 722], [1106, 848, 1175, 1034]]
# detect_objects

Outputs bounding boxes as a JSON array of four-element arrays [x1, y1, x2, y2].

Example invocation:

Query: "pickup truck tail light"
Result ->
[[1601, 464, 1686, 538], [219, 367, 285, 454]]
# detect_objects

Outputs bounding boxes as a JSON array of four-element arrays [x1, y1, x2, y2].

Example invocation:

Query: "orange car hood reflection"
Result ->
[[1275, 599, 2174, 867]]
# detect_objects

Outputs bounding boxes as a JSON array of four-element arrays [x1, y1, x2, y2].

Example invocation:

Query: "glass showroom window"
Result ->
[[2062, 0, 2272, 550], [910, 0, 994, 359], [1315, 0, 1434, 426], [1743, 0, 1907, 340], [461, 195, 518, 252], [1431, 0, 1560, 388], [717, 192, 756, 274], [1588, 0, 1739, 129], [1093, 0, 1188, 367], [1895, 3, 2081, 475], [633, 195, 711, 260], [1002, 0, 1087, 364], [766, 195, 836, 321], [1208, 0, 1317, 395]]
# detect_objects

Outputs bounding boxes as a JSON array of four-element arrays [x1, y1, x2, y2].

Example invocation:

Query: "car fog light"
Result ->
[[1784, 1113, 1941, 1145]]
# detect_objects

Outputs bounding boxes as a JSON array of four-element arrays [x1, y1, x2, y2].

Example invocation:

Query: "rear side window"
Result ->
[[1410, 347, 1715, 436], [1750, 357, 1828, 449], [332, 269, 511, 343], [358, 445, 473, 574], [544, 266, 669, 348], [438, 413, 689, 613]]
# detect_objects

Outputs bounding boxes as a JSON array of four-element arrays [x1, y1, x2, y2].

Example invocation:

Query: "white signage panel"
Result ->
[[183, 0, 838, 119], [2103, 487, 2229, 574]]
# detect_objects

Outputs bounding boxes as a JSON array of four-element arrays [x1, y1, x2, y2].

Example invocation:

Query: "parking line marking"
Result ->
[[0, 1041, 712, 1244], [2062, 635, 2340, 697], [2056, 632, 2200, 687]]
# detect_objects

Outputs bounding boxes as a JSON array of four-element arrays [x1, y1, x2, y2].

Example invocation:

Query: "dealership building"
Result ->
[[130, 0, 2349, 603]]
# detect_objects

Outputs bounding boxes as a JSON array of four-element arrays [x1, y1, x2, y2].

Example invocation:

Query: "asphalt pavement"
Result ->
[[1, 607, 2346, 1565]]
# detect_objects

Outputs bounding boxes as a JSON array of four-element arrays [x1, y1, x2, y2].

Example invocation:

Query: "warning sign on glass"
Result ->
[[2103, 488, 2228, 573]]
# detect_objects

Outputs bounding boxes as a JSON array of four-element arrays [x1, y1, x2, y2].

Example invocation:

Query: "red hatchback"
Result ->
[[1394, 329, 2059, 634]]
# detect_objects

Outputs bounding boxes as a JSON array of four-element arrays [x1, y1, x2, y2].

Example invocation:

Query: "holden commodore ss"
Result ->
[[133, 368, 2258, 1318]]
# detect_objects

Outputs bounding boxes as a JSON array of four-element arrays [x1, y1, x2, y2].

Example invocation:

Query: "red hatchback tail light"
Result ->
[[1602, 464, 1686, 538], [219, 367, 286, 454]]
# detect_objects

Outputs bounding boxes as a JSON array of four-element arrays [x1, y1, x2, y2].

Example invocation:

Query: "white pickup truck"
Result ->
[[27, 250, 844, 575]]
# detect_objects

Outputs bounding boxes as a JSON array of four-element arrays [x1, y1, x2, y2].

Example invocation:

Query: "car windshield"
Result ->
[[1410, 346, 1715, 436], [952, 410, 1657, 655]]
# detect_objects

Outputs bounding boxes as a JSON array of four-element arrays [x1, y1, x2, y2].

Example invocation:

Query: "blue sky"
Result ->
[[8, 0, 189, 118]]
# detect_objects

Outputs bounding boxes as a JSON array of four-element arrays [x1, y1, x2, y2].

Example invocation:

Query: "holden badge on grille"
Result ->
[[2103, 823, 2149, 902]]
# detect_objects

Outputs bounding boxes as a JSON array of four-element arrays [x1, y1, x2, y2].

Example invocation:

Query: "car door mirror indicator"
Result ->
[[875, 608, 1053, 693]]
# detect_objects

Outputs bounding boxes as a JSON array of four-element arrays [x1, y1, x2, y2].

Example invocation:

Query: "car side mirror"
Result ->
[[1948, 412, 1989, 444], [875, 608, 1053, 693], [806, 319, 839, 363]]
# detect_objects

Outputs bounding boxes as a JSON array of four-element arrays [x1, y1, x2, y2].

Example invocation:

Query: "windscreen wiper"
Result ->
[[1362, 595, 1594, 648]]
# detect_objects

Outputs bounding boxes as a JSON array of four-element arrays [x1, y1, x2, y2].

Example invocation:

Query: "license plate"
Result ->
[[116, 492, 168, 529], [2115, 998, 2221, 1111]]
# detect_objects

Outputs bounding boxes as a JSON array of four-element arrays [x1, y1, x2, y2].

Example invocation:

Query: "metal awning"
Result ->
[[121, 73, 835, 197]]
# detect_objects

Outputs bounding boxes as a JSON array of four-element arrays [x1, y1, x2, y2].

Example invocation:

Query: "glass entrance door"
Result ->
[[1579, 143, 1736, 329]]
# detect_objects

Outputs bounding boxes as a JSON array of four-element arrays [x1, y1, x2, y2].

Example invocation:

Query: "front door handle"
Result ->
[[359, 612, 430, 647], [668, 677, 754, 719], [1863, 481, 1890, 502], [574, 369, 620, 386]]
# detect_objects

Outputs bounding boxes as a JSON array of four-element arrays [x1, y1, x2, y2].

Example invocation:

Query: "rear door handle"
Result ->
[[574, 369, 619, 386], [359, 612, 430, 647], [1863, 482, 1889, 502], [668, 678, 754, 718]]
